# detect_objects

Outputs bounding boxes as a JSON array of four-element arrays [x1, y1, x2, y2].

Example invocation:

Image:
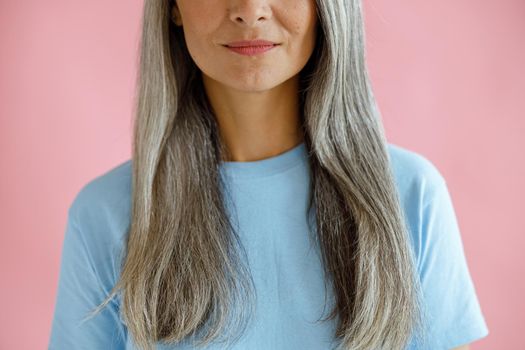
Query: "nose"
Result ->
[[228, 1, 272, 27]]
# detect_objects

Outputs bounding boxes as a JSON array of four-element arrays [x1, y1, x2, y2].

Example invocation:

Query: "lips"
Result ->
[[225, 39, 279, 48], [225, 44, 277, 56]]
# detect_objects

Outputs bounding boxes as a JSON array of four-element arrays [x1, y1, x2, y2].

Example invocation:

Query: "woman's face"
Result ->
[[172, 0, 318, 92]]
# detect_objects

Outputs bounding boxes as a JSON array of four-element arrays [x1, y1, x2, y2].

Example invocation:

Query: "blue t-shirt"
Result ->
[[48, 142, 489, 350]]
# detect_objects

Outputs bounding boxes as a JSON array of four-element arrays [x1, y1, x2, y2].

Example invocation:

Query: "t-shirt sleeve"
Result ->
[[48, 206, 126, 350], [416, 177, 489, 349]]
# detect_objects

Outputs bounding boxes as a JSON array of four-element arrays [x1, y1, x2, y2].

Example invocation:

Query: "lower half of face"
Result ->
[[176, 0, 318, 93]]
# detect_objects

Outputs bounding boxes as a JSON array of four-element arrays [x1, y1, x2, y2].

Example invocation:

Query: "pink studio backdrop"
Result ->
[[0, 1, 523, 349]]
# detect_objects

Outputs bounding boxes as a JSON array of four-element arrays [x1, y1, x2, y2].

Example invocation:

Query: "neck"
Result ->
[[203, 73, 304, 162]]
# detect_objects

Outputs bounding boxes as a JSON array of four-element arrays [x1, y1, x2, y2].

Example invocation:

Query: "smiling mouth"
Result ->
[[222, 44, 281, 48], [222, 44, 279, 56], [224, 39, 280, 47]]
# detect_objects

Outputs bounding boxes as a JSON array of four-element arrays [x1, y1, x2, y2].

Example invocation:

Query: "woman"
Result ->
[[48, 0, 489, 349]]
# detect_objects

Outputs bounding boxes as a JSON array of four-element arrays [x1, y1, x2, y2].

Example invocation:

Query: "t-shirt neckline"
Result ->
[[219, 142, 307, 179]]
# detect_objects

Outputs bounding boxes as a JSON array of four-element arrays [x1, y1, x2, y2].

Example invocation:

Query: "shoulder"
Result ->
[[387, 144, 490, 349], [67, 159, 133, 256], [52, 160, 133, 331], [70, 159, 132, 216], [386, 142, 447, 201], [386, 142, 450, 267]]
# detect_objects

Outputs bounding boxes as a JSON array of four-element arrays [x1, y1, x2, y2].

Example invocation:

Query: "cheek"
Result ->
[[181, 23, 216, 67], [284, 2, 317, 44], [180, 2, 217, 49], [182, 28, 223, 79], [286, 18, 316, 62]]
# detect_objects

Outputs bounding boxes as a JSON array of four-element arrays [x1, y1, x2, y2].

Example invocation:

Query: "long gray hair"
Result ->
[[85, 0, 427, 349]]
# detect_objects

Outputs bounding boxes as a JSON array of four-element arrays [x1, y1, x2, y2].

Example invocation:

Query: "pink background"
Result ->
[[1, 1, 523, 349]]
